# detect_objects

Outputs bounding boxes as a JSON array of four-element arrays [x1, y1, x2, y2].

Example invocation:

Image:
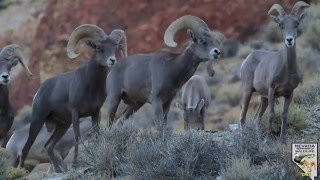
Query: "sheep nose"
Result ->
[[214, 48, 220, 55], [210, 48, 221, 60], [109, 58, 116, 64], [286, 37, 293, 42], [1, 74, 9, 79]]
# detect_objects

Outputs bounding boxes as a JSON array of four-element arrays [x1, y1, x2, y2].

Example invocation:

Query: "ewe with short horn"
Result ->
[[240, 1, 309, 143]]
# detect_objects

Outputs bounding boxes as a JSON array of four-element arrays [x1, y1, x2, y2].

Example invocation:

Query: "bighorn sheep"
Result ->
[[0, 44, 33, 147], [6, 119, 91, 172], [176, 75, 211, 130], [106, 15, 224, 129], [240, 2, 309, 142], [18, 24, 127, 172]]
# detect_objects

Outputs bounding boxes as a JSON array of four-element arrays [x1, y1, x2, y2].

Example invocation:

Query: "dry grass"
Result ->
[[80, 123, 222, 179], [216, 82, 242, 107]]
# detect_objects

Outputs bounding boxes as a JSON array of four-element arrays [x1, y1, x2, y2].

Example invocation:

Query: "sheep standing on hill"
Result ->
[[240, 1, 309, 142], [0, 44, 33, 147], [106, 15, 224, 130], [18, 24, 127, 172]]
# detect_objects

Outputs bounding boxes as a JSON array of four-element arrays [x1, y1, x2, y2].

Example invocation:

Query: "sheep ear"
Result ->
[[269, 15, 280, 24], [176, 102, 186, 111], [188, 29, 197, 42], [197, 99, 205, 112], [299, 12, 307, 22], [86, 40, 96, 49]]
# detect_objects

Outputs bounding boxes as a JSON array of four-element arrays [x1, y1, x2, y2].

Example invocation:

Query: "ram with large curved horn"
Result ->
[[240, 1, 309, 143], [106, 15, 224, 130], [18, 24, 127, 173], [0, 44, 33, 148]]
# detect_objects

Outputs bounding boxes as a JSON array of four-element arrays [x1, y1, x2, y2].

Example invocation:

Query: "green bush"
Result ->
[[0, 148, 27, 179], [7, 167, 27, 180], [0, 148, 10, 179]]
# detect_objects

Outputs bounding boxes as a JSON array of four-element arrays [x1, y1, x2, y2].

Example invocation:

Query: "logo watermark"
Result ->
[[292, 143, 318, 180]]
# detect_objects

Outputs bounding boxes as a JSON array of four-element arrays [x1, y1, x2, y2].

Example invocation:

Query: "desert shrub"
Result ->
[[7, 167, 27, 180], [0, 148, 10, 179], [80, 124, 139, 178], [298, 47, 320, 75], [280, 104, 308, 133], [299, 4, 320, 50], [220, 39, 240, 58], [237, 45, 253, 58], [220, 155, 254, 180], [219, 122, 304, 179], [258, 103, 309, 135], [0, 148, 26, 179], [216, 83, 241, 107], [80, 124, 221, 179], [301, 19, 320, 50], [257, 22, 282, 43], [294, 76, 320, 106]]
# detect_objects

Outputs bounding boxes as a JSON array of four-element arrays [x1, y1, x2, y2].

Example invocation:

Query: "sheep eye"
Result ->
[[295, 22, 299, 28], [279, 23, 284, 29], [198, 39, 204, 44], [96, 46, 102, 52]]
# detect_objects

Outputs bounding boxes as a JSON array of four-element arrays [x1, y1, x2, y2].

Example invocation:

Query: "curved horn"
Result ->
[[67, 24, 107, 59], [0, 44, 33, 78], [291, 1, 309, 16], [268, 4, 286, 16], [109, 29, 128, 57], [164, 15, 210, 47]]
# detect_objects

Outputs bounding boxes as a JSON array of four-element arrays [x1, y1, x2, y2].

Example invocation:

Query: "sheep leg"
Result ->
[[162, 100, 172, 130], [71, 108, 80, 167], [240, 88, 253, 125], [280, 94, 292, 143], [91, 111, 101, 133], [45, 123, 70, 173], [151, 99, 164, 131], [254, 97, 268, 123], [118, 103, 144, 125], [268, 88, 276, 137], [18, 114, 46, 168], [106, 95, 121, 127]]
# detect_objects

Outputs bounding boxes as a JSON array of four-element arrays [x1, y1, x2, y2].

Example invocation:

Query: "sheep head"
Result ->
[[176, 99, 205, 130], [0, 44, 33, 85], [268, 1, 309, 47], [67, 24, 127, 67], [164, 15, 224, 77]]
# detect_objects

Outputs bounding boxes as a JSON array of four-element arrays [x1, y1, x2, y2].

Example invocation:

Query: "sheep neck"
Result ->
[[0, 84, 9, 109], [174, 47, 201, 86], [285, 44, 298, 75], [87, 57, 109, 83]]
